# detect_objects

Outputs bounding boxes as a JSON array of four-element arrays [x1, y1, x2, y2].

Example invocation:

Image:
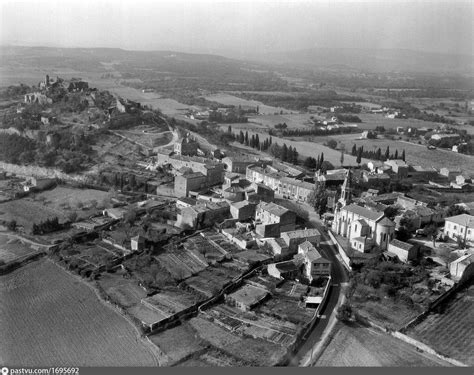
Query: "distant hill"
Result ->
[[252, 47, 473, 74]]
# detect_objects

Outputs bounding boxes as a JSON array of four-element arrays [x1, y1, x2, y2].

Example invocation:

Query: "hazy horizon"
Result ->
[[1, 0, 473, 59]]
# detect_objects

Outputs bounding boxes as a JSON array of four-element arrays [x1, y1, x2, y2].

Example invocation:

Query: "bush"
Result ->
[[337, 303, 353, 322]]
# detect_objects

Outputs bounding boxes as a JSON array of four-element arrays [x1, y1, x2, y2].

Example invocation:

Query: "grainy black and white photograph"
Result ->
[[0, 0, 473, 371]]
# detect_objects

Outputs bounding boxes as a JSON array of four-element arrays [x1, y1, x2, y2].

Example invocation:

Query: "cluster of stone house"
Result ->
[[267, 238, 330, 283]]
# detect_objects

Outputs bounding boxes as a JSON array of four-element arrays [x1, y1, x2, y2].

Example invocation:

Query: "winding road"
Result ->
[[290, 219, 350, 366]]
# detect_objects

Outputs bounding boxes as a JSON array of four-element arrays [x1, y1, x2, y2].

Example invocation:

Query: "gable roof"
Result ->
[[257, 202, 289, 217], [343, 204, 384, 222], [378, 217, 395, 227], [389, 239, 414, 251], [282, 228, 321, 239], [445, 214, 474, 228]]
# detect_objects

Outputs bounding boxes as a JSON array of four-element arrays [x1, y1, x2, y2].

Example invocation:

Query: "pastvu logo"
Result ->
[[1, 367, 9, 375]]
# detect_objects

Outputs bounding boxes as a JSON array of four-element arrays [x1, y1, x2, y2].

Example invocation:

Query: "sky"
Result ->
[[1, 0, 472, 58]]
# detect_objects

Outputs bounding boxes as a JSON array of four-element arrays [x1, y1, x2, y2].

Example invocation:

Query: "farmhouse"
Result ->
[[255, 202, 296, 237], [384, 160, 409, 179], [267, 259, 301, 280], [222, 185, 246, 202], [176, 197, 198, 210], [387, 239, 417, 263], [281, 228, 321, 254], [156, 152, 225, 186], [246, 165, 288, 191], [230, 200, 256, 221], [265, 237, 290, 257], [225, 284, 270, 311], [316, 169, 347, 187], [298, 241, 331, 281], [222, 156, 270, 174], [449, 253, 474, 281], [278, 177, 314, 202], [174, 172, 208, 197], [430, 133, 461, 142], [439, 167, 462, 180], [131, 235, 145, 251], [221, 228, 256, 249], [176, 201, 230, 229], [410, 165, 438, 179], [245, 182, 274, 203], [443, 214, 474, 242], [362, 171, 390, 183], [455, 202, 474, 215]]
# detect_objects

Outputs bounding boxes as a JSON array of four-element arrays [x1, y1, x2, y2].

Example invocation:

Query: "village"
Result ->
[[1, 70, 473, 367]]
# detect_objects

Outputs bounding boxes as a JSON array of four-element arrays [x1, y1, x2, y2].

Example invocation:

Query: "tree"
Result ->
[[384, 205, 401, 220], [376, 147, 382, 160], [239, 130, 244, 144], [337, 303, 353, 322], [394, 149, 399, 159], [292, 147, 299, 165], [340, 150, 345, 166], [227, 125, 232, 134], [326, 139, 337, 149], [304, 157, 317, 169], [124, 208, 138, 225], [7, 220, 17, 232], [282, 143, 288, 162], [446, 204, 468, 217], [384, 146, 390, 160], [356, 148, 362, 165], [401, 149, 406, 162], [423, 223, 439, 247], [308, 182, 328, 217], [244, 131, 249, 146], [351, 144, 357, 156]]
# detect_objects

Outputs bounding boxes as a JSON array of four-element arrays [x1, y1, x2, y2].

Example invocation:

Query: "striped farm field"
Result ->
[[0, 259, 160, 366], [315, 322, 450, 367], [406, 285, 474, 366]]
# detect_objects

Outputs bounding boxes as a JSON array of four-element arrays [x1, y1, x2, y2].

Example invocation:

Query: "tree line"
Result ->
[[350, 144, 406, 163]]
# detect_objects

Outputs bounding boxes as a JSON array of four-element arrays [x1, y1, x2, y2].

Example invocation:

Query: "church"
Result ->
[[332, 170, 395, 252]]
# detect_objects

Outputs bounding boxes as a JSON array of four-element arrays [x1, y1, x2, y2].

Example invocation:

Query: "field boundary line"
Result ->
[[46, 258, 163, 366]]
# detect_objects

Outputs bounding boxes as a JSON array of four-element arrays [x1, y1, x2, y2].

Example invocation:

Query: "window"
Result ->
[[453, 225, 457, 231], [354, 224, 358, 231], [461, 227, 464, 233]]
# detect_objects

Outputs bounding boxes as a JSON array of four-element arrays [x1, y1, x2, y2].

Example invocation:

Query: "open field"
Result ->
[[315, 322, 450, 367], [189, 316, 287, 366], [86, 78, 199, 117], [343, 138, 474, 175], [406, 285, 474, 365], [231, 129, 370, 166], [0, 259, 159, 366], [357, 113, 448, 131], [0, 199, 68, 230], [204, 93, 295, 115], [0, 235, 37, 263], [115, 128, 172, 148], [34, 186, 112, 218]]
